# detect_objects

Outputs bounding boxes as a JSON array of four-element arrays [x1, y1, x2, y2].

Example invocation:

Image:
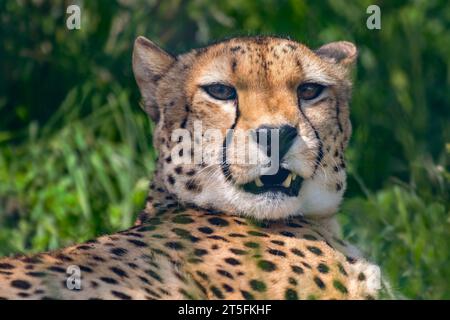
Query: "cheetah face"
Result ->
[[133, 36, 357, 220]]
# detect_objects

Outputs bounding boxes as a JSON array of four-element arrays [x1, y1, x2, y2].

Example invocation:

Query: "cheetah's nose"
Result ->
[[253, 125, 298, 160]]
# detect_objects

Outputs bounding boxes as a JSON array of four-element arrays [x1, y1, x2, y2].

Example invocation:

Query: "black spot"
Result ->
[[76, 245, 92, 250], [110, 267, 128, 278], [224, 258, 241, 266], [172, 215, 194, 224], [223, 284, 234, 292], [317, 263, 330, 274], [167, 175, 175, 185], [244, 242, 260, 249], [210, 286, 224, 299], [186, 169, 196, 176], [11, 280, 31, 290], [307, 246, 323, 256], [358, 272, 366, 281], [110, 247, 128, 256], [228, 233, 246, 238], [194, 249, 208, 257], [92, 255, 106, 262], [291, 265, 304, 276], [165, 241, 184, 251], [26, 272, 47, 278], [249, 279, 266, 292], [346, 256, 357, 264], [80, 265, 93, 273], [231, 59, 237, 72], [207, 235, 229, 242], [185, 179, 202, 192], [280, 231, 295, 237], [241, 290, 255, 300], [333, 280, 348, 294], [257, 260, 276, 272], [247, 231, 269, 237], [21, 257, 42, 264], [172, 228, 200, 243], [196, 271, 209, 280], [301, 262, 312, 269], [145, 269, 163, 283], [338, 263, 348, 276], [314, 276, 326, 290], [229, 248, 247, 255], [174, 166, 183, 174], [208, 217, 229, 227], [267, 248, 286, 257], [0, 271, 12, 275], [230, 45, 242, 52], [198, 226, 214, 234], [285, 288, 298, 300], [217, 269, 234, 279], [100, 277, 118, 285], [127, 239, 148, 247], [124, 232, 144, 238], [291, 248, 305, 257], [47, 266, 66, 273], [271, 240, 284, 246], [287, 222, 303, 228], [111, 290, 132, 300], [0, 263, 15, 270]]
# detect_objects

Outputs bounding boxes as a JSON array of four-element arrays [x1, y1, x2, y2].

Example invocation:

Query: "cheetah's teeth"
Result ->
[[292, 173, 297, 180], [282, 173, 292, 188], [255, 177, 264, 187]]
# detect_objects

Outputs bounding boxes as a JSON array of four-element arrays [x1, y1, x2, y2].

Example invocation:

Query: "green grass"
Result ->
[[0, 83, 156, 255]]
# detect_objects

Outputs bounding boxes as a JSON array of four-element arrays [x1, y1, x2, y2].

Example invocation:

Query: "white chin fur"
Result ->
[[298, 178, 343, 217], [178, 167, 343, 220]]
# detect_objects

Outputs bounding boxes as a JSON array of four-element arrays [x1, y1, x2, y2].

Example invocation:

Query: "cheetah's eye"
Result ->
[[297, 83, 325, 101], [202, 84, 237, 101]]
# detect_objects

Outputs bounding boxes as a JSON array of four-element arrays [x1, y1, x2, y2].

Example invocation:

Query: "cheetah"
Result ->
[[0, 36, 381, 300]]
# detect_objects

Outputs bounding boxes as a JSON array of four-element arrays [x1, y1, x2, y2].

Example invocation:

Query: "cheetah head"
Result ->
[[133, 36, 357, 220]]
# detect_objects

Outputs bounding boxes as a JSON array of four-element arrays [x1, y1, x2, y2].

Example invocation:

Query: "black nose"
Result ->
[[253, 125, 298, 160]]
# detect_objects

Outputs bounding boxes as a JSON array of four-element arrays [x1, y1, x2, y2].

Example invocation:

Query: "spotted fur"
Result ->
[[0, 36, 381, 300]]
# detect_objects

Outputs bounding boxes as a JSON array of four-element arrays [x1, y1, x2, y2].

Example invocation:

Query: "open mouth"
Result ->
[[240, 168, 303, 197]]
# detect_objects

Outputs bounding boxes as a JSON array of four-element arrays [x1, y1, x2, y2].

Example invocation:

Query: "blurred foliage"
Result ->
[[0, 0, 448, 299]]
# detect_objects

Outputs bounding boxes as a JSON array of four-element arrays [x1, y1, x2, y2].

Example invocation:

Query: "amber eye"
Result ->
[[297, 83, 325, 101], [202, 84, 237, 101]]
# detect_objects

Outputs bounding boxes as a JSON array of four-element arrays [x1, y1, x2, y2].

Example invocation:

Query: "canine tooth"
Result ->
[[255, 177, 263, 187], [292, 173, 297, 180], [282, 174, 292, 188]]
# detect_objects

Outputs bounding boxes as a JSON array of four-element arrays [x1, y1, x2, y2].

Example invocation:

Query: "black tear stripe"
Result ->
[[335, 100, 343, 134], [221, 101, 240, 182], [298, 105, 323, 177]]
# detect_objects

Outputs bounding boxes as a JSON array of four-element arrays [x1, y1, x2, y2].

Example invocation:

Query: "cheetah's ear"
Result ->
[[315, 41, 357, 67], [132, 36, 175, 122]]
